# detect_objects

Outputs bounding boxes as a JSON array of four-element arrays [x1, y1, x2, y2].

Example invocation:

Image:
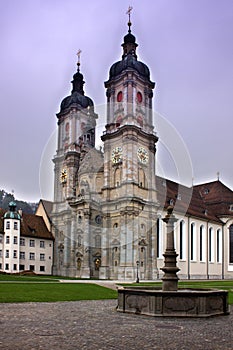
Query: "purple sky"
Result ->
[[1, 0, 233, 202]]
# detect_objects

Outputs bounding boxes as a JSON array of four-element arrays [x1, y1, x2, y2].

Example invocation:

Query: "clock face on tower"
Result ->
[[137, 147, 149, 164], [60, 168, 68, 183], [111, 147, 122, 164]]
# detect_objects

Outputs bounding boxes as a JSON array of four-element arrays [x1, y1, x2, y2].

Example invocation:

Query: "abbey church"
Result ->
[[50, 14, 233, 280]]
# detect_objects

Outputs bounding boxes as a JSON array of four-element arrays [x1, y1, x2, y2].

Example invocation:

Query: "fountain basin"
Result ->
[[117, 286, 229, 317]]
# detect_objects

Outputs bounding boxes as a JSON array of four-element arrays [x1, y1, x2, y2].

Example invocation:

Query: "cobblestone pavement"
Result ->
[[0, 300, 232, 350]]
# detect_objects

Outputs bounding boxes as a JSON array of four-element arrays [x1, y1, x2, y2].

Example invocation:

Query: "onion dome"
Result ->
[[107, 12, 151, 81], [107, 34, 150, 80], [58, 55, 94, 114], [4, 201, 21, 220]]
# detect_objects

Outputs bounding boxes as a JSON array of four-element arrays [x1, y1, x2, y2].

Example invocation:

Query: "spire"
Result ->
[[126, 6, 133, 33], [122, 6, 138, 58], [71, 49, 85, 95], [77, 49, 82, 72]]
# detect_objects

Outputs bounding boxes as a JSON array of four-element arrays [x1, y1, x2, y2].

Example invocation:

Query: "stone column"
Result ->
[[161, 206, 180, 291]]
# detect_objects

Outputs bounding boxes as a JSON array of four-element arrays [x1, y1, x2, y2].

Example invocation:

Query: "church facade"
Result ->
[[51, 19, 233, 280]]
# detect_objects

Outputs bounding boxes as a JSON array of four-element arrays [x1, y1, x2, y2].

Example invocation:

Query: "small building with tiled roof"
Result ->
[[0, 202, 54, 274], [155, 177, 233, 279]]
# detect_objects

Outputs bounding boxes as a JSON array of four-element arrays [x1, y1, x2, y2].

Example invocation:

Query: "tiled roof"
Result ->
[[0, 209, 54, 240], [40, 199, 53, 216], [156, 177, 233, 223]]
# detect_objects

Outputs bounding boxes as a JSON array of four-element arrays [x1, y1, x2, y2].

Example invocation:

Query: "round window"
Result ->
[[95, 215, 102, 225]]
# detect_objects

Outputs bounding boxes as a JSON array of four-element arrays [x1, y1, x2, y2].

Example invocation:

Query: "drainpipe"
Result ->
[[187, 216, 190, 279], [222, 222, 225, 280]]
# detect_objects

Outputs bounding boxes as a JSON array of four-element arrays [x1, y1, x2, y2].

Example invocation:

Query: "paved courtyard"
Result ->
[[0, 300, 232, 350]]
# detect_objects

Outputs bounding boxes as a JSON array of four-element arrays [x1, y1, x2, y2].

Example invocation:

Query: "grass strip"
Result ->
[[0, 283, 117, 303]]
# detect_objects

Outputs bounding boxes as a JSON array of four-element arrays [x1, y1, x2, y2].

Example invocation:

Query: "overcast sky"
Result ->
[[1, 0, 233, 202]]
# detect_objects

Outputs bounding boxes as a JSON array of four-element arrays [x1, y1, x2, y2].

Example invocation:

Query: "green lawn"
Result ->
[[0, 275, 232, 304], [0, 282, 117, 303]]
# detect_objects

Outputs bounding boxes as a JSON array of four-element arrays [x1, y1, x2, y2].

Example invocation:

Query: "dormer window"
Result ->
[[229, 205, 233, 212], [204, 188, 209, 194]]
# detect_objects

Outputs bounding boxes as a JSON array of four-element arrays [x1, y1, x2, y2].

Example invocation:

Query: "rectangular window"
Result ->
[[40, 266, 45, 272], [13, 264, 17, 271], [5, 250, 9, 258], [14, 236, 18, 244], [29, 240, 35, 247], [20, 238, 25, 246], [0, 235, 3, 243], [40, 254, 45, 261], [0, 263, 2, 269], [6, 221, 10, 229], [14, 222, 18, 230], [20, 252, 25, 260], [0, 250, 2, 258], [19, 264, 25, 271], [40, 241, 45, 248], [29, 265, 35, 271], [13, 250, 17, 258], [5, 263, 9, 270], [6, 236, 10, 244], [29, 253, 35, 260]]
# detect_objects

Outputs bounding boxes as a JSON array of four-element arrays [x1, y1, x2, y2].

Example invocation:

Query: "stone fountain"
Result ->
[[117, 207, 229, 317]]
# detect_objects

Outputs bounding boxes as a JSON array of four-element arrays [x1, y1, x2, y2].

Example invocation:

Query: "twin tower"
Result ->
[[51, 18, 159, 280]]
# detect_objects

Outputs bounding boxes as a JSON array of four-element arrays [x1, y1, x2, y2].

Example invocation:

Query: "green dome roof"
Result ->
[[4, 201, 21, 220]]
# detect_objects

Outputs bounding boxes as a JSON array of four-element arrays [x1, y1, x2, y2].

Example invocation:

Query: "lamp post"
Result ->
[[136, 260, 140, 283]]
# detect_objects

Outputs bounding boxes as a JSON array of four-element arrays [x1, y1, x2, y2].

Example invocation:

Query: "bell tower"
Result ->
[[52, 52, 98, 277], [100, 8, 159, 280], [53, 51, 98, 205]]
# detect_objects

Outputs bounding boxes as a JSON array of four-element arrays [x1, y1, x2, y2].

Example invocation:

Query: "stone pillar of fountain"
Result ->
[[161, 206, 180, 291]]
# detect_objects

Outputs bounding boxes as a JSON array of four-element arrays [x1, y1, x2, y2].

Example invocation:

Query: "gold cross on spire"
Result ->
[[126, 6, 133, 32], [76, 49, 82, 71]]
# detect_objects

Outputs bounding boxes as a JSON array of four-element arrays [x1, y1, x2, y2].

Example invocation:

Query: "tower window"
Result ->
[[116, 115, 122, 126], [137, 116, 143, 127], [117, 91, 123, 102], [137, 91, 143, 103]]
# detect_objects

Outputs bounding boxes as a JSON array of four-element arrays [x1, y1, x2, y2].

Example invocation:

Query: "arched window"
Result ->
[[200, 225, 203, 262], [229, 224, 233, 263], [179, 221, 185, 260], [95, 235, 101, 249], [209, 227, 214, 262], [137, 116, 143, 127], [190, 223, 196, 261], [114, 168, 121, 187], [217, 229, 222, 263], [138, 168, 147, 188], [156, 217, 163, 259], [116, 115, 122, 126]]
